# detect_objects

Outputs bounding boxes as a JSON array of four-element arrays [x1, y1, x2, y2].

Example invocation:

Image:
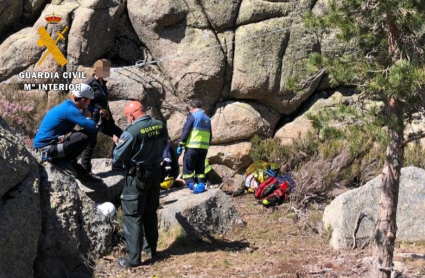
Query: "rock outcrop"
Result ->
[[34, 162, 113, 278], [127, 0, 225, 111], [274, 91, 350, 145], [0, 117, 41, 278], [76, 158, 124, 204], [207, 142, 252, 172], [0, 0, 361, 167], [274, 90, 384, 145], [0, 0, 25, 38], [67, 0, 126, 65], [323, 166, 425, 250], [208, 164, 244, 195], [158, 188, 244, 238], [211, 101, 279, 144]]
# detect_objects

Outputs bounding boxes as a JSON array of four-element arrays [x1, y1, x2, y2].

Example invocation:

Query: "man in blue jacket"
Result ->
[[33, 83, 100, 182], [177, 99, 212, 193]]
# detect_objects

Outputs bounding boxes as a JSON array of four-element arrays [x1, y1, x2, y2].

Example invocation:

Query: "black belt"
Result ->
[[139, 164, 160, 170], [127, 164, 160, 177]]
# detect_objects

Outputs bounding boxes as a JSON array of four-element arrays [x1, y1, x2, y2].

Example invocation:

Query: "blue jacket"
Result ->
[[179, 110, 211, 149], [33, 99, 96, 148]]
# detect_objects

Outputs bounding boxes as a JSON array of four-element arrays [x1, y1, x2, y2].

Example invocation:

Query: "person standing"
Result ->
[[113, 101, 168, 268], [80, 59, 123, 173], [33, 84, 100, 182], [177, 99, 212, 193]]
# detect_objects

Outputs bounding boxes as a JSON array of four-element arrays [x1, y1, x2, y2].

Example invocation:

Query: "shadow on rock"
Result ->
[[34, 163, 114, 278]]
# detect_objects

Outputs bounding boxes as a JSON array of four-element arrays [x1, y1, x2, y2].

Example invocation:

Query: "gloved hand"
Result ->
[[176, 146, 184, 156]]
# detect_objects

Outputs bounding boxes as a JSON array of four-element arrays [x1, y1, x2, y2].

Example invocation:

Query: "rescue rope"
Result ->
[[112, 24, 301, 74]]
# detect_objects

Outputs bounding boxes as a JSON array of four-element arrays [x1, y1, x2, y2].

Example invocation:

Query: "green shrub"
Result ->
[[250, 132, 319, 171], [404, 143, 425, 168], [249, 101, 425, 207]]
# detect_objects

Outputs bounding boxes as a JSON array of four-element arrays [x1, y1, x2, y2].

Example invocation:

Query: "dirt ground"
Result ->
[[94, 194, 425, 278]]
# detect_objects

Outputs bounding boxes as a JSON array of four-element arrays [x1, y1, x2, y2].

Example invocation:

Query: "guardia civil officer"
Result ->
[[176, 99, 212, 193], [113, 101, 168, 268]]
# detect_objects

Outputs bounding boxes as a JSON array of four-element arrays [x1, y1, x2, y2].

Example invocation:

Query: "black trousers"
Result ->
[[183, 148, 208, 184], [121, 167, 161, 265], [80, 118, 123, 171], [45, 130, 96, 162]]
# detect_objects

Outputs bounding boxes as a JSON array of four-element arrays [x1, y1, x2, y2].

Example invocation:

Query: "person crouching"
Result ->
[[33, 83, 102, 183]]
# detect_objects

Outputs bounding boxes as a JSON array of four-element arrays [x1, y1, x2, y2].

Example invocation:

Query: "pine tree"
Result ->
[[300, 1, 425, 277]]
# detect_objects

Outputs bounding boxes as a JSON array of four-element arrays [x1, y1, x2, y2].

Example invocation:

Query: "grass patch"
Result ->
[[223, 259, 233, 267], [157, 225, 188, 250], [322, 226, 333, 243]]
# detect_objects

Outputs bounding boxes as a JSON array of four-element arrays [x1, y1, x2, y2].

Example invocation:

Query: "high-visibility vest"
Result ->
[[186, 110, 211, 149]]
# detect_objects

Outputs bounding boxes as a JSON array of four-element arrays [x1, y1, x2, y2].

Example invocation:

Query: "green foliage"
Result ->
[[250, 136, 294, 165], [303, 0, 425, 111], [306, 103, 389, 156], [404, 143, 425, 168], [251, 101, 401, 188], [249, 133, 318, 167]]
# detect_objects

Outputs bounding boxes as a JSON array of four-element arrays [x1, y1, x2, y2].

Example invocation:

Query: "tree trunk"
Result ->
[[371, 96, 404, 278]]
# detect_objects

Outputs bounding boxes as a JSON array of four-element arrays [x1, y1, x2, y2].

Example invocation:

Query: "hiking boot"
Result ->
[[112, 162, 125, 173], [116, 257, 141, 269], [73, 163, 102, 183], [41, 151, 52, 162]]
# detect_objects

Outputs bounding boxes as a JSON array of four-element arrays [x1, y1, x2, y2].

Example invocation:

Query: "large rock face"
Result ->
[[0, 0, 360, 175], [0, 118, 41, 278], [34, 162, 113, 278], [207, 142, 252, 172], [67, 0, 126, 65], [323, 166, 425, 250], [158, 188, 244, 238], [274, 91, 348, 145], [0, 0, 25, 38], [127, 0, 225, 111], [211, 101, 279, 144]]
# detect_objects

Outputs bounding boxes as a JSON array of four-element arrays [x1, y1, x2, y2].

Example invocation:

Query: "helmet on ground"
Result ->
[[96, 202, 116, 217], [160, 176, 174, 190]]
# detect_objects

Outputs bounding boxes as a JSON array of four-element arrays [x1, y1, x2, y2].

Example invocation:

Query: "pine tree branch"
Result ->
[[402, 131, 425, 147], [298, 69, 326, 90], [351, 212, 366, 250]]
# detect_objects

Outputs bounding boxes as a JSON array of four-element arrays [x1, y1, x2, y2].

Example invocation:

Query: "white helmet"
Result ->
[[72, 83, 94, 99], [95, 202, 116, 217]]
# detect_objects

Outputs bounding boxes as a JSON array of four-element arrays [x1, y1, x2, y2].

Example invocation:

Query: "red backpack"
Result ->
[[262, 181, 290, 206], [255, 177, 278, 199]]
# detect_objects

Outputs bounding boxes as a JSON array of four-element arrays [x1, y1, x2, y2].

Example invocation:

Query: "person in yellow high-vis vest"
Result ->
[[176, 99, 212, 193]]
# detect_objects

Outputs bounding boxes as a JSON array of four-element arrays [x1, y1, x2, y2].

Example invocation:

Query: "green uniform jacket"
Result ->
[[113, 115, 168, 166]]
